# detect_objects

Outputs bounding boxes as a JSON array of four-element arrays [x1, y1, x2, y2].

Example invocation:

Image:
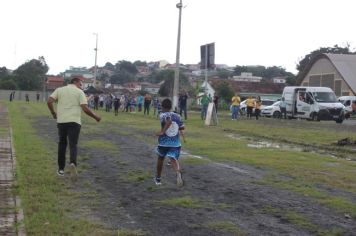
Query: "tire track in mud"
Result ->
[[32, 116, 356, 236]]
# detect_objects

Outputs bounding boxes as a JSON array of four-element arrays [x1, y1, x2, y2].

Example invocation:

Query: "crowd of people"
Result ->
[[86, 93, 162, 117]]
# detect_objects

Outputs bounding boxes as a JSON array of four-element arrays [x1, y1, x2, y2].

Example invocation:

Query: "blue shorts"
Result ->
[[156, 146, 181, 160]]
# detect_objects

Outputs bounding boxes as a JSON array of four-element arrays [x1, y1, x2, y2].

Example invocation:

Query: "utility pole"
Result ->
[[93, 33, 98, 88], [173, 0, 183, 111]]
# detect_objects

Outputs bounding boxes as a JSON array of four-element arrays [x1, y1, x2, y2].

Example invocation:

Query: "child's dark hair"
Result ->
[[161, 98, 172, 110]]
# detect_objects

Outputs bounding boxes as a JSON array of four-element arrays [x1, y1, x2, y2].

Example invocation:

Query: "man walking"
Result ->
[[47, 77, 101, 179]]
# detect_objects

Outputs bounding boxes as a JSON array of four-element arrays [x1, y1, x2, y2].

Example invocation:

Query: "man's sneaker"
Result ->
[[154, 177, 162, 186], [69, 163, 78, 181], [176, 172, 184, 187], [57, 169, 64, 177]]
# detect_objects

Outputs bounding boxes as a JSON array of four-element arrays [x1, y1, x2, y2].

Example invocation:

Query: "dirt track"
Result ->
[[32, 116, 356, 236]]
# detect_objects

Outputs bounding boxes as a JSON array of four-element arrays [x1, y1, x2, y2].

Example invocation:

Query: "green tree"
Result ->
[[110, 60, 138, 84], [133, 60, 147, 67], [0, 77, 17, 90], [216, 81, 234, 102], [217, 69, 232, 79], [14, 56, 49, 90], [158, 70, 191, 97], [0, 67, 9, 78]]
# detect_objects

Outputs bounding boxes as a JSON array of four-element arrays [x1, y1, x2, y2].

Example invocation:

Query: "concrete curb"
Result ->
[[9, 126, 26, 236]]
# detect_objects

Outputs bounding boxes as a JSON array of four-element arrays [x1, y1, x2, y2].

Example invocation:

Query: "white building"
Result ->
[[273, 77, 287, 84], [64, 67, 94, 79], [232, 72, 262, 83]]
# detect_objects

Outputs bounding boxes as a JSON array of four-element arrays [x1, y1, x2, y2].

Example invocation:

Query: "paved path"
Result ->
[[0, 103, 24, 236]]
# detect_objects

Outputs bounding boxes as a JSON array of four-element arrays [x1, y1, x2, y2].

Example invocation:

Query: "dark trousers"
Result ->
[[280, 107, 287, 119], [179, 105, 187, 120], [57, 122, 81, 170], [144, 103, 150, 115], [247, 106, 253, 118], [255, 109, 261, 120]]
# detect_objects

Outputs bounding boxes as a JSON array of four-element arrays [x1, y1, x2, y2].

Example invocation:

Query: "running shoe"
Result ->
[[57, 169, 64, 177], [69, 163, 78, 181], [176, 172, 184, 187], [154, 177, 162, 186]]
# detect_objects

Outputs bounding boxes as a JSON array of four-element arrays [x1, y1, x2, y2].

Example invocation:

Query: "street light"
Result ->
[[172, 0, 183, 112], [93, 33, 98, 88]]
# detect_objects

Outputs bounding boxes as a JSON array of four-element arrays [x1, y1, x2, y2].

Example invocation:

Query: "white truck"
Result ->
[[282, 86, 345, 123]]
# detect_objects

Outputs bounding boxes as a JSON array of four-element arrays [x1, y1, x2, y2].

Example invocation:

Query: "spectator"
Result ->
[[137, 94, 144, 112], [25, 94, 30, 103], [246, 96, 255, 119], [213, 94, 219, 114], [144, 93, 152, 115], [279, 97, 287, 119], [231, 93, 241, 120], [255, 96, 262, 120], [200, 93, 211, 120], [179, 91, 188, 120], [113, 96, 121, 116]]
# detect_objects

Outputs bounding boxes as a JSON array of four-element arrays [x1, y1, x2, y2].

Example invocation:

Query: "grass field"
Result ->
[[6, 100, 356, 235]]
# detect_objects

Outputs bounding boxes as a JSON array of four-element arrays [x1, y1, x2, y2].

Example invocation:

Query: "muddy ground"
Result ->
[[32, 116, 356, 236]]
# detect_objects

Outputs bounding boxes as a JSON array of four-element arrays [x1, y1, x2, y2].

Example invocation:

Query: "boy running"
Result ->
[[155, 98, 185, 187]]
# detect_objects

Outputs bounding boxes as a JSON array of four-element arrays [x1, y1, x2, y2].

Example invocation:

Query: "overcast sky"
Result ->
[[1, 0, 355, 75]]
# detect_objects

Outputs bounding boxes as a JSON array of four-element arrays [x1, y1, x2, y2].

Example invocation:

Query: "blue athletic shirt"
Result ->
[[158, 112, 184, 147]]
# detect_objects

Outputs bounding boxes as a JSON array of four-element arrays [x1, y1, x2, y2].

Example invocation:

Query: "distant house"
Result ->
[[299, 53, 356, 96], [46, 76, 64, 91], [273, 76, 287, 84], [123, 82, 142, 92], [141, 83, 160, 94], [232, 72, 262, 83], [63, 67, 93, 79]]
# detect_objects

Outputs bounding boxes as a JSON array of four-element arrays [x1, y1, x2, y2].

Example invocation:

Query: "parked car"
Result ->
[[261, 101, 281, 118], [240, 99, 275, 115], [338, 96, 356, 113]]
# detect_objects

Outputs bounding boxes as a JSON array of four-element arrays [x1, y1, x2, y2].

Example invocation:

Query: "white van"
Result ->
[[282, 87, 345, 123], [338, 96, 356, 113]]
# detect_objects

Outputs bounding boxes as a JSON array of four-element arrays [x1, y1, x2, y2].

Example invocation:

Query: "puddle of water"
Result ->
[[247, 141, 304, 152], [226, 132, 356, 162]]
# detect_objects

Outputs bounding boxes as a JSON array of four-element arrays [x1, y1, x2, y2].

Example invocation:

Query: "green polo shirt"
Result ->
[[50, 84, 88, 125]]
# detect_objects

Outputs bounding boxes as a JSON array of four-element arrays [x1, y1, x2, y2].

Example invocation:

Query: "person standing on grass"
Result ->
[[279, 97, 287, 119], [137, 94, 144, 112], [94, 94, 99, 110], [255, 96, 262, 120], [113, 96, 121, 116], [154, 98, 185, 186], [153, 96, 159, 116], [246, 96, 255, 119], [36, 92, 40, 102], [199, 93, 211, 120], [144, 93, 152, 115], [25, 93, 30, 103], [179, 91, 188, 120], [231, 93, 241, 120], [213, 94, 219, 114], [47, 77, 101, 179]]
